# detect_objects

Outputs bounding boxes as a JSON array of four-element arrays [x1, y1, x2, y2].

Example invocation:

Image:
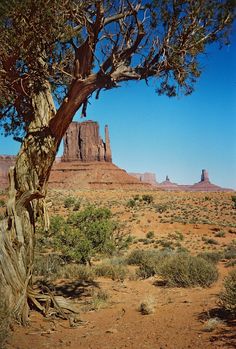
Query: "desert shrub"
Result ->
[[146, 231, 154, 239], [138, 296, 155, 315], [57, 263, 94, 281], [34, 254, 64, 278], [142, 194, 154, 204], [223, 242, 236, 260], [197, 251, 223, 264], [73, 199, 82, 211], [127, 250, 171, 279], [159, 254, 218, 287], [126, 249, 148, 265], [0, 199, 5, 208], [89, 289, 110, 311], [154, 203, 169, 213], [169, 231, 184, 241], [53, 206, 131, 264], [64, 196, 76, 208], [126, 199, 136, 208], [94, 263, 127, 281], [202, 237, 218, 245], [55, 229, 93, 264], [219, 269, 236, 315], [214, 231, 225, 238], [231, 196, 236, 209], [225, 259, 236, 267]]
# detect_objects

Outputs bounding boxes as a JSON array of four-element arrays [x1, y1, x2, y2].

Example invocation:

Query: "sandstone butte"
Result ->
[[0, 122, 233, 191], [0, 121, 152, 190]]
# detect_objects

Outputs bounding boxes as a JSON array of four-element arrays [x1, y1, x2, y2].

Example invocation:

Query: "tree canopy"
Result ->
[[0, 0, 234, 139]]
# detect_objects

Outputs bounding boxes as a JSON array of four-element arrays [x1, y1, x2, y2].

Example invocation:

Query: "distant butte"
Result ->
[[130, 169, 233, 192], [0, 122, 234, 191], [49, 121, 152, 190]]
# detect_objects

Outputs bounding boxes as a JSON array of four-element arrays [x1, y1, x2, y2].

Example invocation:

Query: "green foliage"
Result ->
[[49, 206, 131, 264], [159, 254, 218, 287], [0, 0, 234, 137], [219, 269, 236, 315], [64, 196, 77, 209]]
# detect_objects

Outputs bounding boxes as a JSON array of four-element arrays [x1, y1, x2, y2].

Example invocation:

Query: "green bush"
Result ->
[[219, 269, 236, 315], [64, 196, 76, 208], [51, 206, 131, 264], [159, 254, 218, 287]]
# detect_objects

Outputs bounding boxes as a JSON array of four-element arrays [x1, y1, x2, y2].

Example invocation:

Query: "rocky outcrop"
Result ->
[[129, 172, 158, 186], [201, 169, 209, 182], [157, 175, 180, 191], [62, 121, 112, 163], [190, 169, 230, 192]]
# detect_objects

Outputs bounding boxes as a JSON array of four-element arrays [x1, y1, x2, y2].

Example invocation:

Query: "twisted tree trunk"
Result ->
[[0, 77, 98, 324]]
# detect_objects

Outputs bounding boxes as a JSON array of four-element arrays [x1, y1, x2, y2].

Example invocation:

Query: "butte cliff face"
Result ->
[[62, 121, 112, 163]]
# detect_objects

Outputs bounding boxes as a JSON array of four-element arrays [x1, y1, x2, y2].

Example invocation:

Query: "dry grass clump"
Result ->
[[202, 317, 222, 332], [138, 296, 156, 315], [219, 269, 236, 316], [94, 262, 128, 281], [58, 263, 95, 281], [82, 289, 110, 312]]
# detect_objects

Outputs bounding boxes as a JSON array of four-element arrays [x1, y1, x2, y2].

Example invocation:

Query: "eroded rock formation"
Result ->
[[62, 121, 112, 163], [129, 172, 158, 186]]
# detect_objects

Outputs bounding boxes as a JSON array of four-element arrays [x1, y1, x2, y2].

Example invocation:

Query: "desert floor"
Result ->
[[2, 189, 236, 349]]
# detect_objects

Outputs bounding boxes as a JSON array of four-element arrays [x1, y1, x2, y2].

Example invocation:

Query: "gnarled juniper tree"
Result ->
[[0, 0, 234, 323]]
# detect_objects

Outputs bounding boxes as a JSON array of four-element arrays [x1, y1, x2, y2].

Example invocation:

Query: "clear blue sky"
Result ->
[[0, 38, 235, 189]]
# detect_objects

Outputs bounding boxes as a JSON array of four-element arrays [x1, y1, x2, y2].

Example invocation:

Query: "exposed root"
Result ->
[[27, 286, 80, 320]]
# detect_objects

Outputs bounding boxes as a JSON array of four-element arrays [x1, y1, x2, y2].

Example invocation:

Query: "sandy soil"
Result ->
[[2, 189, 236, 349]]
